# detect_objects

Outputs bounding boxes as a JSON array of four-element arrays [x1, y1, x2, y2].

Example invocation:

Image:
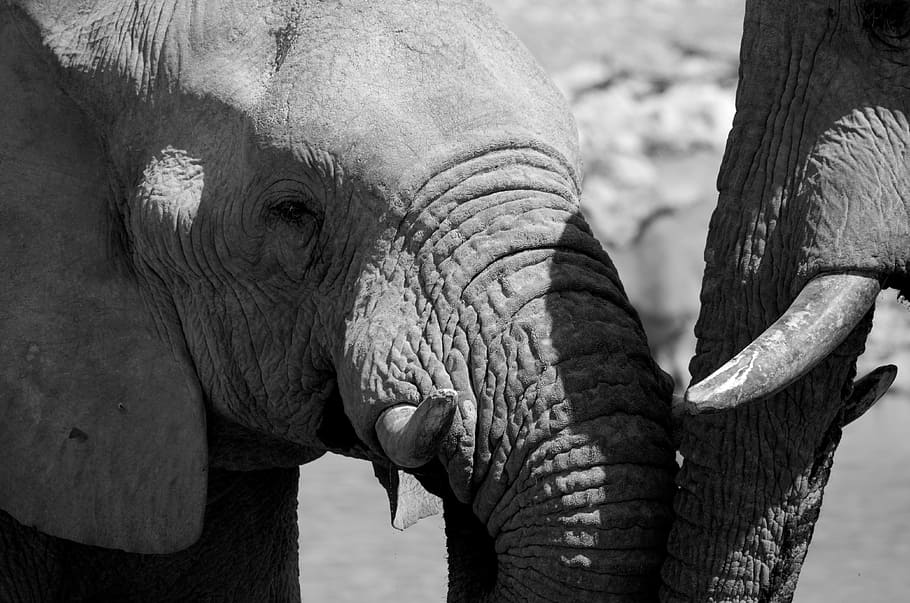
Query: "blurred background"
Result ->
[[299, 2, 910, 600]]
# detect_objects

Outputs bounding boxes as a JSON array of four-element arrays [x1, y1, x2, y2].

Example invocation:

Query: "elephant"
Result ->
[[661, 0, 910, 600], [0, 1, 678, 601]]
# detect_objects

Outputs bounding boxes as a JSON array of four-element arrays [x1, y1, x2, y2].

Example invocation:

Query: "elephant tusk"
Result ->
[[684, 273, 880, 414], [376, 389, 459, 468]]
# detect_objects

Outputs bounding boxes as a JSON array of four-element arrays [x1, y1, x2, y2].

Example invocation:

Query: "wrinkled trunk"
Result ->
[[341, 149, 678, 601], [660, 2, 904, 599], [447, 280, 676, 602], [661, 268, 873, 601]]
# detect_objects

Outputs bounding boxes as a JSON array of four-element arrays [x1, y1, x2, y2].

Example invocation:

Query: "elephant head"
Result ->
[[0, 1, 677, 600], [662, 1, 910, 600]]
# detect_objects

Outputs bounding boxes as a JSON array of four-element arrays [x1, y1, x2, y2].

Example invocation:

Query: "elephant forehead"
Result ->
[[28, 0, 578, 182], [250, 0, 579, 195]]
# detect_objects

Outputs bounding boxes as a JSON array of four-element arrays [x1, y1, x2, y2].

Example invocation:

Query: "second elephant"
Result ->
[[665, 1, 910, 600]]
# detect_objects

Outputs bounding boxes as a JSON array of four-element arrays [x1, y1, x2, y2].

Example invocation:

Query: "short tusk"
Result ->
[[684, 273, 880, 414], [376, 389, 459, 468]]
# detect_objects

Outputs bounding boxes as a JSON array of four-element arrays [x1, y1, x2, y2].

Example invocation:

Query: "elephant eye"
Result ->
[[861, 0, 910, 47], [268, 198, 317, 228], [260, 179, 323, 231]]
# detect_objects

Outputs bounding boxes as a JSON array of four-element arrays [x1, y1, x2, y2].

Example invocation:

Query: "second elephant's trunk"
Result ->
[[660, 1, 910, 599]]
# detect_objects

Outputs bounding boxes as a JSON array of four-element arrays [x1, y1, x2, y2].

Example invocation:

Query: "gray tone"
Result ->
[[664, 1, 910, 601], [0, 1, 676, 601]]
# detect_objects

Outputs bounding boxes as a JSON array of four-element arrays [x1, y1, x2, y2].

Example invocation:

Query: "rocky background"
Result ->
[[298, 2, 910, 601]]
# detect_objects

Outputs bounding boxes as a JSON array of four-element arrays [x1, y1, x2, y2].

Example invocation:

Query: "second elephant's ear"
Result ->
[[0, 15, 207, 553]]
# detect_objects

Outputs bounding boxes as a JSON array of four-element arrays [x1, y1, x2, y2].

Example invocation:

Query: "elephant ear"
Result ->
[[0, 13, 207, 553]]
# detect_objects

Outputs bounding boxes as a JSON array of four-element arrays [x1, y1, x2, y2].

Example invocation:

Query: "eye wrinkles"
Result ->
[[858, 0, 910, 48]]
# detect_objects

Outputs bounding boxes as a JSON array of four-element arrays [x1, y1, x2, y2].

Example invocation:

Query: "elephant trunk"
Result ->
[[658, 3, 910, 597], [661, 266, 875, 602], [658, 129, 880, 601], [454, 283, 676, 602], [660, 13, 895, 593], [440, 266, 677, 602], [340, 148, 677, 601]]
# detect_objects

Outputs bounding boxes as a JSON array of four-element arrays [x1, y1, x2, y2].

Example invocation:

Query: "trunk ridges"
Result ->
[[766, 416, 843, 603], [411, 250, 673, 600], [661, 182, 877, 602], [658, 5, 887, 589], [399, 144, 581, 253], [350, 151, 675, 600], [449, 289, 674, 602], [662, 368, 860, 601]]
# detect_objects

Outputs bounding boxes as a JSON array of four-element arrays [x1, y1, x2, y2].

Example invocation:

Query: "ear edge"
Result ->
[[0, 14, 209, 554]]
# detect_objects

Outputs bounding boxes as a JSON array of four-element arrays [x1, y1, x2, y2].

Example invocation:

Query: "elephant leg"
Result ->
[[0, 468, 301, 602]]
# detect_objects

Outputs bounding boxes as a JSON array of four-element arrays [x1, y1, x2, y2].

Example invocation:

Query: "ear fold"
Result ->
[[0, 12, 207, 553]]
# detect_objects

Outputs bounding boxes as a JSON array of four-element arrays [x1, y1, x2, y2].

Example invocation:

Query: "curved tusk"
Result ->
[[376, 389, 459, 468], [684, 273, 880, 414]]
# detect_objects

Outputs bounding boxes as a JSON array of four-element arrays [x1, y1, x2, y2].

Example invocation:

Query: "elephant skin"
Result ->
[[662, 1, 910, 601], [0, 1, 676, 601]]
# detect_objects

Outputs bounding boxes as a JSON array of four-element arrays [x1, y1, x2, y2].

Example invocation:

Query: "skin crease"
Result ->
[[662, 1, 910, 601], [0, 1, 676, 601]]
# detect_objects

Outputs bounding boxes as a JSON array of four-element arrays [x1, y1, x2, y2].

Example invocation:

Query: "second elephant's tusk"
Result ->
[[684, 273, 881, 413], [376, 389, 459, 468]]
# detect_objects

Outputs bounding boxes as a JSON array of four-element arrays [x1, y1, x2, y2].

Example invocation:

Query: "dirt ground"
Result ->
[[298, 2, 910, 601]]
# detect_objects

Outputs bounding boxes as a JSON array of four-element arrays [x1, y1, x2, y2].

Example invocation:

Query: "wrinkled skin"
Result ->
[[0, 1, 677, 601], [661, 1, 910, 601]]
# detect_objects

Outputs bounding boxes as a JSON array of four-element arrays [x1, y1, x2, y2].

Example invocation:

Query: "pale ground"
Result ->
[[299, 2, 910, 601]]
